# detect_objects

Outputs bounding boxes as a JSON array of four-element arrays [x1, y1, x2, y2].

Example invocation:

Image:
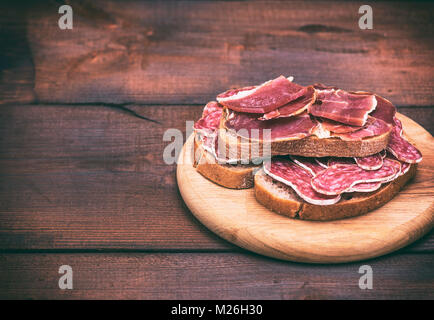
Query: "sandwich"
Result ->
[[192, 76, 422, 221]]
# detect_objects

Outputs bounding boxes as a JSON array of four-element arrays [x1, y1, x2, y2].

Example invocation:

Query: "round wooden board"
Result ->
[[177, 113, 434, 263]]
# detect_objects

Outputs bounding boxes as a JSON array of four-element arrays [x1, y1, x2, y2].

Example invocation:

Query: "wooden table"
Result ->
[[0, 1, 433, 299]]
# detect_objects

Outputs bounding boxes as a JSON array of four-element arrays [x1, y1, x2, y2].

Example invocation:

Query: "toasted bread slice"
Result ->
[[218, 110, 391, 160], [194, 135, 259, 189], [254, 165, 416, 221]]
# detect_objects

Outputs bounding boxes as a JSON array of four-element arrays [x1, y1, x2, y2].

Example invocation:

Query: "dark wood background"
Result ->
[[0, 0, 433, 299]]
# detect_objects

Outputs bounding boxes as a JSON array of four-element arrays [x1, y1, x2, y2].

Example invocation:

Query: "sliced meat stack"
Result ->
[[193, 75, 423, 219], [217, 75, 394, 144]]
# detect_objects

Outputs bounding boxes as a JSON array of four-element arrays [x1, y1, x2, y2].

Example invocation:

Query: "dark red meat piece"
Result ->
[[309, 88, 377, 126], [311, 158, 399, 195], [260, 86, 316, 120], [217, 76, 306, 113], [264, 158, 341, 205]]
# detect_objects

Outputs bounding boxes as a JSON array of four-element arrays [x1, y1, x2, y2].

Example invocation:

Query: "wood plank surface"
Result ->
[[2, 0, 429, 106], [0, 252, 433, 299], [0, 2, 35, 104], [0, 104, 231, 250], [0, 104, 432, 252], [0, 0, 433, 300]]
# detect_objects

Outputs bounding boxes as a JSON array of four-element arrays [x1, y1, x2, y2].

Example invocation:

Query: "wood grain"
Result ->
[[0, 105, 432, 252], [0, 252, 433, 299], [0, 104, 231, 250], [0, 2, 35, 104], [178, 114, 434, 262], [18, 0, 434, 105], [0, 0, 432, 299]]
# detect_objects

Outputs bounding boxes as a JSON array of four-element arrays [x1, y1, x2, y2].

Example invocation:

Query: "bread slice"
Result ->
[[194, 135, 259, 189], [254, 165, 416, 221], [218, 110, 391, 160], [219, 128, 391, 160]]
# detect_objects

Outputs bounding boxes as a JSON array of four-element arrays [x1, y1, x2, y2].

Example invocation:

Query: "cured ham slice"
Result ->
[[369, 95, 396, 125], [309, 88, 377, 126], [260, 86, 316, 120], [217, 76, 306, 113], [346, 91, 396, 125], [263, 158, 341, 205], [289, 155, 326, 176], [311, 158, 399, 195], [224, 111, 317, 141], [319, 118, 361, 133], [387, 118, 422, 164], [333, 116, 391, 141], [354, 153, 383, 170]]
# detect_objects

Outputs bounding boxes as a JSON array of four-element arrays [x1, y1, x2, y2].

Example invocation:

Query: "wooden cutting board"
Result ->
[[177, 113, 434, 263]]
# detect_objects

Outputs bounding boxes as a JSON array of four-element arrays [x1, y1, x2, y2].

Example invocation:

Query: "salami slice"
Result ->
[[387, 118, 422, 164], [386, 151, 411, 176], [400, 162, 411, 176], [319, 118, 362, 134], [347, 154, 384, 191], [201, 101, 223, 118], [343, 153, 385, 192], [394, 116, 403, 129], [194, 102, 223, 136], [263, 158, 341, 205], [348, 182, 382, 193], [382, 157, 402, 182], [311, 158, 399, 195], [354, 153, 383, 170], [314, 156, 385, 193], [217, 76, 306, 113], [260, 86, 316, 120], [289, 155, 326, 176], [195, 102, 242, 164]]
